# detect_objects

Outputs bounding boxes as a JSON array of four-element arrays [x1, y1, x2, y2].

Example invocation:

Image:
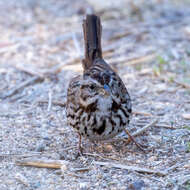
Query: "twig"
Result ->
[[0, 76, 43, 99], [71, 167, 91, 172], [158, 75, 190, 89], [0, 152, 42, 158], [121, 119, 158, 146], [47, 90, 52, 111], [109, 31, 132, 40], [108, 53, 156, 66], [178, 175, 190, 185], [137, 172, 166, 184], [173, 79, 190, 89], [67, 173, 84, 178], [184, 162, 190, 169], [15, 173, 29, 186], [94, 161, 167, 176], [166, 163, 182, 172], [83, 152, 120, 161], [72, 32, 82, 57], [38, 100, 66, 107], [0, 43, 20, 54], [155, 124, 177, 129], [16, 159, 66, 169], [16, 159, 90, 174], [105, 119, 158, 144], [14, 64, 44, 78], [61, 146, 77, 151], [61, 62, 82, 72], [136, 122, 177, 129], [130, 119, 158, 137], [133, 111, 152, 116], [124, 128, 145, 151]]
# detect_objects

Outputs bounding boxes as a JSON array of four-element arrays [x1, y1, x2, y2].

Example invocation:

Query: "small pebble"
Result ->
[[128, 180, 145, 190], [79, 182, 88, 190], [33, 182, 41, 189]]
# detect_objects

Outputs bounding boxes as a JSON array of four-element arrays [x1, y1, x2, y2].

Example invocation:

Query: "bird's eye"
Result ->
[[89, 84, 95, 91]]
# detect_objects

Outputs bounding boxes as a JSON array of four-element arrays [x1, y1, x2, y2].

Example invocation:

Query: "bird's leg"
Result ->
[[77, 133, 83, 156], [124, 129, 145, 151]]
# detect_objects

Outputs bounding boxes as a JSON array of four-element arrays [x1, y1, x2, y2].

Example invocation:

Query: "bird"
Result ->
[[66, 14, 142, 153]]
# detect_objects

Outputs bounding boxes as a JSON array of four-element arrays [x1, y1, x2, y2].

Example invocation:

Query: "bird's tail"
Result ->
[[82, 14, 102, 70]]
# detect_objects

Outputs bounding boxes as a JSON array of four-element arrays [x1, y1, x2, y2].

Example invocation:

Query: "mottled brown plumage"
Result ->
[[66, 15, 133, 152]]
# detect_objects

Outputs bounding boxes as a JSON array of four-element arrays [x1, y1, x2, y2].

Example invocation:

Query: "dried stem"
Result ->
[[94, 161, 167, 176]]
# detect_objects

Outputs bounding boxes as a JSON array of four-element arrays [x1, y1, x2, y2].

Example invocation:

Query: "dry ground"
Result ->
[[0, 0, 190, 189]]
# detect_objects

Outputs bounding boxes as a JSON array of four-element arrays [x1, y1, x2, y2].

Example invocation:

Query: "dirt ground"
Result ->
[[0, 0, 190, 189]]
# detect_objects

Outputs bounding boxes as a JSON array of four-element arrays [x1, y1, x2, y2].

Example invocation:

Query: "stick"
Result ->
[[130, 119, 158, 137], [136, 122, 177, 129], [72, 32, 82, 57], [47, 90, 52, 111], [94, 161, 167, 176], [108, 53, 156, 66], [77, 133, 83, 156], [83, 152, 120, 161], [15, 173, 29, 186], [0, 76, 43, 99], [16, 159, 66, 169], [0, 152, 41, 158], [0, 43, 20, 54], [124, 128, 145, 151], [71, 167, 91, 172], [105, 119, 158, 144], [156, 124, 177, 129], [16, 159, 90, 173], [110, 31, 132, 40], [133, 111, 152, 116], [14, 64, 44, 78], [124, 119, 158, 146], [173, 79, 190, 89], [158, 75, 190, 89], [38, 100, 66, 107]]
